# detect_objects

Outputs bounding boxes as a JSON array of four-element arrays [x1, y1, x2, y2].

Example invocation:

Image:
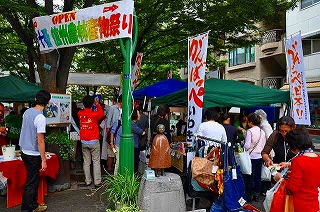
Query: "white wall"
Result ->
[[286, 1, 320, 81], [286, 2, 320, 37]]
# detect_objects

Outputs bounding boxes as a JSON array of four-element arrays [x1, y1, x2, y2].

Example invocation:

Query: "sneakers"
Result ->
[[33, 205, 48, 212]]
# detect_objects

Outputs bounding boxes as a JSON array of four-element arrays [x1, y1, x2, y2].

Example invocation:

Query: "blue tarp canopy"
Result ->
[[133, 79, 187, 99]]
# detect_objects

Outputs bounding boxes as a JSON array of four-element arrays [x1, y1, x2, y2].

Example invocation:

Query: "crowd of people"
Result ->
[[193, 108, 319, 211], [1, 93, 319, 211]]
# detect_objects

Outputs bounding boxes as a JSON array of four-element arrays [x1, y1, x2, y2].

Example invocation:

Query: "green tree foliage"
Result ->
[[0, 0, 295, 93]]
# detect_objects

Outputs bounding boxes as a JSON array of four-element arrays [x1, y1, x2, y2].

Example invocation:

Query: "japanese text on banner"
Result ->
[[187, 32, 209, 144], [285, 33, 310, 125], [33, 0, 134, 52], [132, 53, 143, 89]]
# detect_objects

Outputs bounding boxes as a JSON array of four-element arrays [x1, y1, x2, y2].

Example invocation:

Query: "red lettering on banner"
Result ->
[[98, 16, 110, 38], [295, 108, 303, 120], [189, 87, 204, 108], [293, 85, 302, 96], [52, 12, 77, 25], [293, 97, 303, 106], [287, 40, 301, 70], [109, 13, 121, 36], [122, 14, 133, 34], [189, 34, 208, 64], [98, 13, 122, 38], [135, 54, 142, 67], [291, 70, 302, 85], [103, 4, 119, 13]]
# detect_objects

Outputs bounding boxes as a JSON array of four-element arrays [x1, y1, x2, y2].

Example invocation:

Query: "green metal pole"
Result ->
[[118, 11, 138, 175]]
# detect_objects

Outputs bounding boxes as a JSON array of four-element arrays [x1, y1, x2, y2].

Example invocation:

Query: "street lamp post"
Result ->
[[118, 11, 138, 175]]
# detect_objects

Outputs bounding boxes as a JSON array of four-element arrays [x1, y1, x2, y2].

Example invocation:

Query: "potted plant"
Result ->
[[46, 131, 74, 161], [89, 170, 141, 211], [45, 130, 74, 190]]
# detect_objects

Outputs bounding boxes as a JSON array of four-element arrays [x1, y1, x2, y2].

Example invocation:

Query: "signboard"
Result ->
[[186, 32, 209, 144], [33, 0, 134, 52], [43, 93, 72, 125], [132, 53, 143, 89], [285, 33, 310, 125]]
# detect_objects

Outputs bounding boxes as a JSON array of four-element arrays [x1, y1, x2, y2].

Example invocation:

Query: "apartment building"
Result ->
[[223, 29, 287, 89], [286, 0, 320, 128]]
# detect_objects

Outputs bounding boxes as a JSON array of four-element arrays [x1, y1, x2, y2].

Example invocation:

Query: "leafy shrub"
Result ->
[[104, 171, 141, 208], [46, 131, 74, 161]]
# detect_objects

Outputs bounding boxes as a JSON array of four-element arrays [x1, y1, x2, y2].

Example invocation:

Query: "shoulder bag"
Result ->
[[191, 147, 221, 187], [223, 143, 247, 211], [235, 129, 262, 175]]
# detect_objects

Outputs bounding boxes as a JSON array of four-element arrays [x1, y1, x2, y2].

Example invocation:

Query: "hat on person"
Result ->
[[255, 109, 267, 121]]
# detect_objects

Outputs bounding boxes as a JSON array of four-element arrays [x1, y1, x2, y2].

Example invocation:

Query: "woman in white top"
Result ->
[[244, 113, 266, 202]]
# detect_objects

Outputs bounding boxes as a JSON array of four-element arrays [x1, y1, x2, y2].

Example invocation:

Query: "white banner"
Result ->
[[132, 53, 143, 89], [285, 33, 310, 125], [33, 0, 134, 52], [187, 32, 209, 144]]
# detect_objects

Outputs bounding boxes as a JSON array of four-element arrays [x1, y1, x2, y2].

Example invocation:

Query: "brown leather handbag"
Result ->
[[191, 147, 221, 186]]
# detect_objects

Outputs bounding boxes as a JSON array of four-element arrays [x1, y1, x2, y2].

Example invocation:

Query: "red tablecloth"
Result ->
[[0, 154, 60, 208]]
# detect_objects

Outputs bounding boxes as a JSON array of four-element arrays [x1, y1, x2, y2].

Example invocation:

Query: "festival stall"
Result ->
[[133, 78, 187, 99], [147, 77, 291, 211], [152, 78, 290, 108], [0, 75, 42, 102], [153, 77, 290, 166]]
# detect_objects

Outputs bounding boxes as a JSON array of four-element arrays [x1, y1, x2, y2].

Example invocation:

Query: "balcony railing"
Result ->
[[261, 29, 285, 45], [262, 77, 285, 89]]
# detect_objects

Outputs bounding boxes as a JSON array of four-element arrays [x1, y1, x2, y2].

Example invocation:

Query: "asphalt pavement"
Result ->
[[0, 167, 266, 212]]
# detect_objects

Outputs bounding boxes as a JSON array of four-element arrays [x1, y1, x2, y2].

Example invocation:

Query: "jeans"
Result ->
[[82, 141, 101, 185], [134, 147, 140, 173], [247, 158, 263, 199], [114, 145, 120, 175], [21, 152, 41, 212]]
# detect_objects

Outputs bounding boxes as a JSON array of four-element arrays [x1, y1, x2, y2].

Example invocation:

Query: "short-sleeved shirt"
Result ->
[[19, 108, 46, 156]]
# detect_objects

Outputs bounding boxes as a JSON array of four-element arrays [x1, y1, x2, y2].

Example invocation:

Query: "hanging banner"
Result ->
[[285, 32, 310, 125], [33, 0, 134, 52], [187, 32, 209, 144], [167, 70, 172, 79], [132, 53, 143, 89]]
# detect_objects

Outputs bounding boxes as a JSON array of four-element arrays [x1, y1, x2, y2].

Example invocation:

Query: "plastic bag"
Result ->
[[263, 178, 283, 212], [235, 150, 252, 175], [261, 164, 271, 181]]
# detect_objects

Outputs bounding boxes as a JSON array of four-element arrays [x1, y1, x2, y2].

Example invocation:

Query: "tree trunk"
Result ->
[[38, 51, 59, 93]]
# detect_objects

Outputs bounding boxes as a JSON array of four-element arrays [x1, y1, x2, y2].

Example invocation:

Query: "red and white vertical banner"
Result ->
[[131, 52, 143, 89], [167, 70, 172, 79], [187, 31, 209, 144], [285, 32, 310, 125]]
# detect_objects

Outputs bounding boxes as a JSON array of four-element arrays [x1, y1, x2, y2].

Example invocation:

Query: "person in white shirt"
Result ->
[[19, 90, 51, 212], [195, 109, 227, 147]]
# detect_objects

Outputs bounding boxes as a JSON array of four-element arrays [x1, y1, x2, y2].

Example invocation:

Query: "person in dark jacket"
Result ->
[[220, 113, 238, 146], [261, 116, 296, 167], [150, 104, 171, 142]]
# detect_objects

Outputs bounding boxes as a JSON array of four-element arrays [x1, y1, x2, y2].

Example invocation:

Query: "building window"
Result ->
[[229, 46, 255, 67], [302, 35, 320, 56], [301, 0, 320, 9]]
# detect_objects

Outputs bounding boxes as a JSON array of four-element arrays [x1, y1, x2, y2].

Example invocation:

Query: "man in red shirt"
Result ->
[[78, 96, 104, 187]]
